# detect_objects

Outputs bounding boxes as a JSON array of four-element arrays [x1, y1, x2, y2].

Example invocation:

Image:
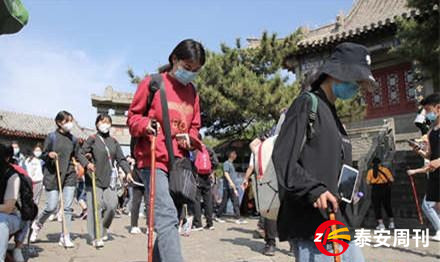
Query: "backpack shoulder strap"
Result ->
[[304, 92, 318, 140], [158, 77, 175, 167], [48, 132, 56, 152], [144, 74, 162, 116]]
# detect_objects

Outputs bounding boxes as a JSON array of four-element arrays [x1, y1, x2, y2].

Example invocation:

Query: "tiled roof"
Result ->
[[0, 110, 92, 139], [298, 0, 415, 49]]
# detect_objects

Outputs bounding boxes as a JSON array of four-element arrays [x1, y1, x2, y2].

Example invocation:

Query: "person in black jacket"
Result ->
[[30, 111, 80, 248], [78, 113, 132, 248], [272, 42, 376, 262]]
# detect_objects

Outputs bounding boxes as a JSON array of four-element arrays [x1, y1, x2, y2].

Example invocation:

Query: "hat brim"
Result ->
[[320, 62, 378, 91]]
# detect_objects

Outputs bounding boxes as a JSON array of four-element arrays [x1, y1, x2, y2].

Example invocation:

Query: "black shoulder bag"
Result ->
[[158, 79, 197, 203]]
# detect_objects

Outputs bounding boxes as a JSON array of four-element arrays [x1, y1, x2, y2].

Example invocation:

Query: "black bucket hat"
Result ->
[[311, 42, 378, 90]]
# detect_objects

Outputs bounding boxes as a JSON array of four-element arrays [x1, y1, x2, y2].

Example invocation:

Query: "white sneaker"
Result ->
[[30, 221, 41, 243], [13, 248, 25, 262], [388, 222, 395, 230], [139, 212, 146, 218], [102, 229, 109, 241], [235, 219, 248, 225], [376, 223, 385, 230], [431, 230, 440, 242], [92, 239, 104, 248], [192, 226, 204, 232], [57, 212, 63, 222], [59, 234, 75, 248], [130, 227, 142, 234], [48, 214, 57, 222], [214, 217, 225, 223]]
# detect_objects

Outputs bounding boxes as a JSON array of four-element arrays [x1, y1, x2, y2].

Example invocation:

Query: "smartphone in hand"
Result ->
[[176, 133, 191, 148]]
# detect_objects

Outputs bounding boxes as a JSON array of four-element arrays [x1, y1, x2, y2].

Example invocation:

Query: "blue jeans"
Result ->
[[293, 240, 365, 262], [140, 168, 183, 262], [422, 195, 440, 231], [0, 213, 24, 262], [36, 186, 76, 234]]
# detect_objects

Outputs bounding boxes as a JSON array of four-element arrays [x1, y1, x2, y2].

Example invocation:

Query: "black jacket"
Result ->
[[272, 89, 354, 241], [41, 130, 79, 191], [78, 132, 131, 189]]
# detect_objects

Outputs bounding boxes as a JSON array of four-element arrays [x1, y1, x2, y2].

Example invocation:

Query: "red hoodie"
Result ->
[[127, 73, 201, 172]]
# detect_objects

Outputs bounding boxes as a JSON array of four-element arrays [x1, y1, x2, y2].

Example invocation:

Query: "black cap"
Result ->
[[311, 42, 378, 90]]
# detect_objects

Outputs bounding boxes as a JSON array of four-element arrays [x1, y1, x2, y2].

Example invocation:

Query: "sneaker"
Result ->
[[30, 221, 42, 243], [139, 212, 146, 218], [92, 239, 104, 248], [130, 227, 142, 234], [13, 248, 25, 262], [262, 244, 276, 256], [59, 234, 75, 248], [204, 225, 215, 230], [388, 222, 395, 230], [102, 229, 109, 241], [57, 212, 63, 222], [192, 226, 204, 232], [214, 217, 225, 223], [48, 214, 57, 222], [235, 219, 248, 225], [431, 230, 440, 242], [376, 223, 385, 230]]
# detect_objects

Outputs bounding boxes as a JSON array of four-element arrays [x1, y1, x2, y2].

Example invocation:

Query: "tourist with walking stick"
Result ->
[[408, 93, 440, 242], [272, 43, 376, 262], [77, 113, 133, 248], [127, 39, 205, 262], [30, 111, 80, 248]]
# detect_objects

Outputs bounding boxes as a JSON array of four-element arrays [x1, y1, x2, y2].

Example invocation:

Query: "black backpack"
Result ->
[[1, 166, 39, 221]]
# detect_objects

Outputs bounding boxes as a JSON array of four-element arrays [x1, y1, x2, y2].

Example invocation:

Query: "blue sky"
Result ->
[[0, 0, 354, 127]]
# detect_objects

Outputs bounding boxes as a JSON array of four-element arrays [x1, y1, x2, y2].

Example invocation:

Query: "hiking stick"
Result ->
[[328, 212, 341, 262], [91, 171, 101, 246], [148, 121, 158, 262], [408, 175, 424, 225], [55, 156, 68, 245]]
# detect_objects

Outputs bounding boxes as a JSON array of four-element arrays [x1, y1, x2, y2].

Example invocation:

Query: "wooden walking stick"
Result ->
[[54, 156, 68, 247], [408, 174, 424, 225], [91, 171, 102, 247], [148, 121, 158, 262], [328, 211, 341, 262]]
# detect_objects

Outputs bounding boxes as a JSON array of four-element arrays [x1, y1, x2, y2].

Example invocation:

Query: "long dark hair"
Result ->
[[159, 39, 206, 73], [372, 157, 381, 178], [0, 143, 13, 175], [55, 110, 73, 125]]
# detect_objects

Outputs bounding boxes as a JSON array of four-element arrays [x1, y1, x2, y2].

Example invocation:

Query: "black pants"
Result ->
[[372, 184, 394, 220], [264, 218, 277, 246], [192, 174, 214, 228], [130, 186, 145, 227], [217, 187, 240, 219]]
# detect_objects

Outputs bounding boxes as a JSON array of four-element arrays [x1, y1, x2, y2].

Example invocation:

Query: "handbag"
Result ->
[[157, 77, 197, 203]]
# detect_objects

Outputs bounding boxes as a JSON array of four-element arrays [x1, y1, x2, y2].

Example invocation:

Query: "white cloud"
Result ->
[[0, 36, 128, 128]]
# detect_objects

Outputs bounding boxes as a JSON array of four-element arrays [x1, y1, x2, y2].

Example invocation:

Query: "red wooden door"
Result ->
[[366, 63, 417, 119]]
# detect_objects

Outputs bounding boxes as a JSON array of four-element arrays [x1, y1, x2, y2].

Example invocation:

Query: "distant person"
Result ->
[[11, 141, 25, 169], [25, 143, 44, 205], [366, 157, 395, 230], [215, 150, 247, 224]]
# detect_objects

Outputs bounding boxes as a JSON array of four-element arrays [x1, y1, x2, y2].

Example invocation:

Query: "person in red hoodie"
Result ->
[[127, 39, 205, 262]]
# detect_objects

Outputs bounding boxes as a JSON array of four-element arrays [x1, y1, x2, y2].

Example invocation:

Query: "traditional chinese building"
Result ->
[[0, 110, 93, 154]]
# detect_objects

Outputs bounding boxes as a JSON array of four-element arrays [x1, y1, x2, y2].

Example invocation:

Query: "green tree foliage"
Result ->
[[196, 31, 303, 139], [395, 0, 439, 91]]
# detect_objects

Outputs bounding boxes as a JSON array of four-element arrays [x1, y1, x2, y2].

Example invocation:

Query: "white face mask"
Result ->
[[62, 122, 74, 132], [98, 123, 111, 134], [34, 150, 42, 158], [13, 148, 20, 155]]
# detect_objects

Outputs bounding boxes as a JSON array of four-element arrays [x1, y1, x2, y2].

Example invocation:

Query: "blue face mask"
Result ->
[[332, 82, 359, 100], [174, 67, 198, 85], [426, 111, 438, 122]]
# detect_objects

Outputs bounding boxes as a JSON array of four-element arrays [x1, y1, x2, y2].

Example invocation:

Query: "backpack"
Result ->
[[0, 165, 39, 221], [0, 0, 29, 35], [194, 146, 212, 175], [252, 92, 318, 220]]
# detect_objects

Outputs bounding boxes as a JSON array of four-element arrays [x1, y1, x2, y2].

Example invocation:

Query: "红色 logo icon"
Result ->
[[314, 220, 351, 256]]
